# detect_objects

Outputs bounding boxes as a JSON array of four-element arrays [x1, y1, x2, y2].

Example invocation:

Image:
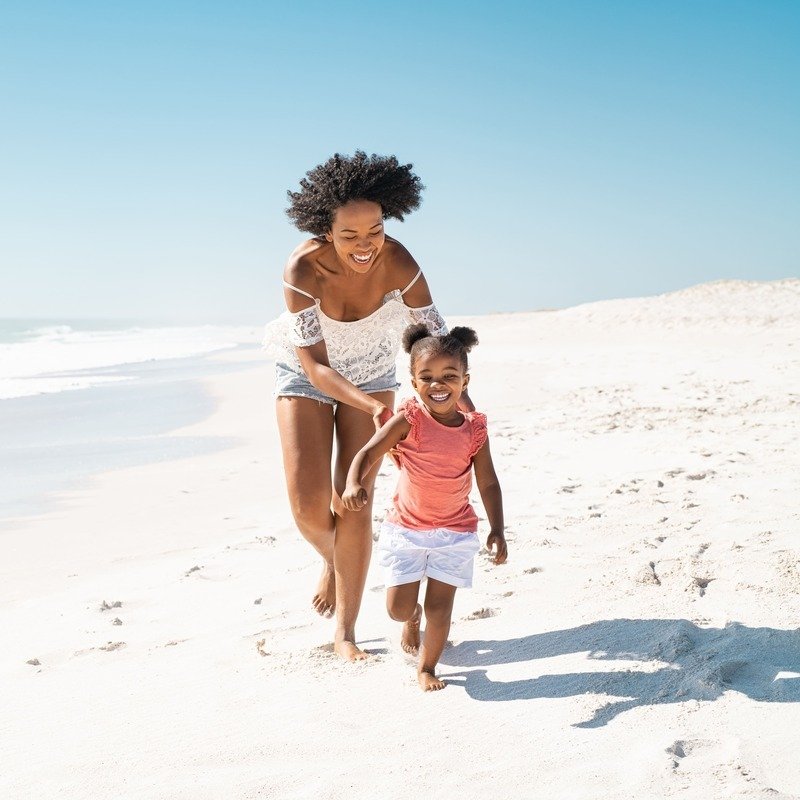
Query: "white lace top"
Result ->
[[262, 269, 448, 386]]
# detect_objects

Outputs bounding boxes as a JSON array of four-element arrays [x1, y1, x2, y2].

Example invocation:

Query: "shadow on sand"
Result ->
[[439, 618, 800, 727]]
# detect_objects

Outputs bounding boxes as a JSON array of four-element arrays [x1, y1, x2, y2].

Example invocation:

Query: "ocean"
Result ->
[[0, 320, 265, 521]]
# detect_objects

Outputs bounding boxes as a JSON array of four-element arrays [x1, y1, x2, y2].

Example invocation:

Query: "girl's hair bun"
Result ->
[[448, 326, 479, 352], [402, 323, 431, 353]]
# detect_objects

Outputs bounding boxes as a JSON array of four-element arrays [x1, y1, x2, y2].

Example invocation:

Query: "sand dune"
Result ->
[[1, 280, 798, 799]]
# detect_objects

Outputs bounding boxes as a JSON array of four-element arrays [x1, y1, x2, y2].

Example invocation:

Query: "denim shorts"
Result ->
[[274, 361, 400, 406]]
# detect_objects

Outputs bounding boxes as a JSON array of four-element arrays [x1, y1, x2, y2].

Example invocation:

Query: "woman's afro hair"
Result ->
[[286, 151, 424, 236], [402, 324, 479, 372]]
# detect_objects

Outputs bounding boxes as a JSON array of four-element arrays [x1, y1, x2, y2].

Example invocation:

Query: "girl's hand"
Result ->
[[342, 484, 369, 511], [372, 405, 393, 433], [486, 531, 508, 564]]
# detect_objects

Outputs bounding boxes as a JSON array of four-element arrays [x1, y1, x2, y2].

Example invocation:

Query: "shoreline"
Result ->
[[0, 344, 263, 523]]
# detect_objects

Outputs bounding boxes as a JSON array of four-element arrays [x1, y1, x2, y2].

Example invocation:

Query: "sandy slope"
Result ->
[[2, 279, 799, 799]]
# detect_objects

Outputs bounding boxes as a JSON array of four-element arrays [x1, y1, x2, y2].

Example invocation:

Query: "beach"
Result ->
[[2, 279, 799, 799]]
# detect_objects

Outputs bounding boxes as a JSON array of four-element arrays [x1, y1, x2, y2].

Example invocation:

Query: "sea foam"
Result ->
[[0, 322, 256, 399]]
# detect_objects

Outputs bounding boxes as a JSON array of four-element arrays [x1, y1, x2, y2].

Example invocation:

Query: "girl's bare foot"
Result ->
[[334, 639, 369, 661], [401, 603, 422, 654], [418, 670, 446, 691], [312, 563, 336, 617]]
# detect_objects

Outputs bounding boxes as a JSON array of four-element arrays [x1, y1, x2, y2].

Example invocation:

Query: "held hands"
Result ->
[[342, 483, 369, 511], [372, 404, 393, 432], [486, 531, 508, 565]]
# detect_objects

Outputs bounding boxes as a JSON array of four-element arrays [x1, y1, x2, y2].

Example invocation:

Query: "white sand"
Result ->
[[2, 279, 799, 799]]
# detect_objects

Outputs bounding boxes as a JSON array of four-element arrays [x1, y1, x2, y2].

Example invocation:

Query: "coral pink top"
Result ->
[[386, 397, 488, 532]]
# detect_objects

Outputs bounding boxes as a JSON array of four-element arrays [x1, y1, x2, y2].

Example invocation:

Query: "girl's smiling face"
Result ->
[[411, 353, 470, 423], [325, 199, 385, 273]]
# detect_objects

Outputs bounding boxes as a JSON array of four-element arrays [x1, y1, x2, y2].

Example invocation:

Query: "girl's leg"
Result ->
[[385, 581, 422, 654], [275, 397, 336, 616], [331, 391, 394, 661], [419, 578, 458, 691]]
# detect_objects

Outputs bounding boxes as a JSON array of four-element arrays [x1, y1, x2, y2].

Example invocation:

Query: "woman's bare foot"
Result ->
[[312, 563, 336, 617], [334, 639, 369, 661], [401, 603, 422, 654], [418, 670, 446, 691]]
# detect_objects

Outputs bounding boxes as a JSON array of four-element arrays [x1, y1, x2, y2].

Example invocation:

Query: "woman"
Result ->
[[264, 151, 469, 661]]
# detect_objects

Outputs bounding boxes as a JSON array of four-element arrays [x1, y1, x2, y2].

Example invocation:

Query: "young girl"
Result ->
[[343, 324, 507, 691]]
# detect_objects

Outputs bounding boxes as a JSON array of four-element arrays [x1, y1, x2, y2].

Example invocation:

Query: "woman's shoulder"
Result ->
[[282, 239, 329, 296], [284, 238, 327, 276], [381, 237, 432, 303], [382, 236, 418, 276]]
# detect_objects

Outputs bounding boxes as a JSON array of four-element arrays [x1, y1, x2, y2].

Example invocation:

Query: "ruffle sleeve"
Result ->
[[398, 397, 422, 446], [467, 411, 488, 458]]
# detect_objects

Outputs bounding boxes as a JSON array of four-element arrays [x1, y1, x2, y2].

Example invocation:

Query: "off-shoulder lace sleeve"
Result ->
[[468, 412, 488, 458], [407, 303, 448, 336], [287, 304, 323, 348]]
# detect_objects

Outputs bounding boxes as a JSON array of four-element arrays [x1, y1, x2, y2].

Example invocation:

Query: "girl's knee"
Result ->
[[424, 594, 455, 625], [386, 595, 416, 622]]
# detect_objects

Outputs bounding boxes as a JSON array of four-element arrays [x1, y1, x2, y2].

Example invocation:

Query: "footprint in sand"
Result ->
[[636, 561, 661, 586], [464, 607, 499, 620], [75, 642, 126, 656], [692, 576, 714, 596], [665, 738, 712, 768]]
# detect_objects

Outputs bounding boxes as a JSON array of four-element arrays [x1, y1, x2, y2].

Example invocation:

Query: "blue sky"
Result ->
[[2, 1, 798, 322]]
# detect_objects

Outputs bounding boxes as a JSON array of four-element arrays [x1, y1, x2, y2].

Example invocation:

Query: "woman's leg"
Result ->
[[275, 396, 336, 616], [331, 390, 394, 660], [418, 578, 458, 691]]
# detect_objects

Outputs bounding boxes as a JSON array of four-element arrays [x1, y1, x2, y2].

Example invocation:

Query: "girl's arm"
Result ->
[[342, 414, 411, 511], [472, 438, 507, 564]]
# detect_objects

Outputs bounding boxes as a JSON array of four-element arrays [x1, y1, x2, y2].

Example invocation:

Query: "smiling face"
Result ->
[[411, 352, 470, 424], [325, 199, 385, 273]]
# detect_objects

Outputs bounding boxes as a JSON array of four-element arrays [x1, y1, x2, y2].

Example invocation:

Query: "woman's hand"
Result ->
[[373, 404, 393, 432]]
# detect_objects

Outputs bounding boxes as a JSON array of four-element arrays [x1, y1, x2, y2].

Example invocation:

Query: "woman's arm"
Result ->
[[295, 342, 391, 426], [472, 438, 507, 564], [342, 414, 411, 510]]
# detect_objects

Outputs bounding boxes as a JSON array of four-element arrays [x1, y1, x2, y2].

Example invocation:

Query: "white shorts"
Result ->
[[377, 521, 481, 589]]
